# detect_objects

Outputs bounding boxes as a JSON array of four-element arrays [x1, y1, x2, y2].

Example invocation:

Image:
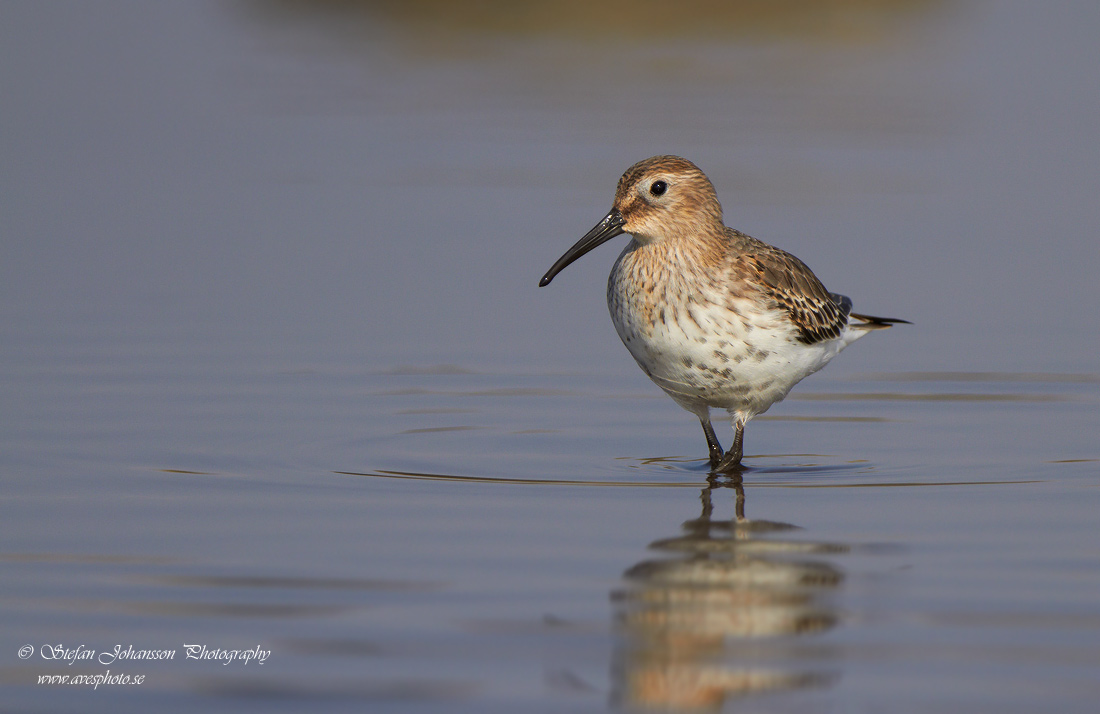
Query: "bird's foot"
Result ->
[[712, 448, 744, 474]]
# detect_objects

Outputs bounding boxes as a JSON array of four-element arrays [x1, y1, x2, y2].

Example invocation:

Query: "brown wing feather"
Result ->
[[739, 240, 848, 345]]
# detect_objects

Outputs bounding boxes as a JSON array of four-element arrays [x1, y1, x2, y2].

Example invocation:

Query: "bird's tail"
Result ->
[[849, 312, 911, 330]]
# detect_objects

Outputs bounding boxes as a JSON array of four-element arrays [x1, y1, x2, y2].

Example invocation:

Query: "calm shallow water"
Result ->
[[2, 1, 1099, 712]]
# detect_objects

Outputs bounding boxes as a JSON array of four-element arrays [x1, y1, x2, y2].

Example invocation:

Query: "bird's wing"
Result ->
[[740, 245, 849, 345]]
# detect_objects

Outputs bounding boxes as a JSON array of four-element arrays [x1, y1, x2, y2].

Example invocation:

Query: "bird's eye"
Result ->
[[650, 180, 668, 197]]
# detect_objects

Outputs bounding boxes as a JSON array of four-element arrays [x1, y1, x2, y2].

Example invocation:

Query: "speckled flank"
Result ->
[[546, 155, 906, 468]]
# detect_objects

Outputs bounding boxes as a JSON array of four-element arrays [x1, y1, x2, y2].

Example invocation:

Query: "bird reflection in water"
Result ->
[[611, 477, 847, 711]]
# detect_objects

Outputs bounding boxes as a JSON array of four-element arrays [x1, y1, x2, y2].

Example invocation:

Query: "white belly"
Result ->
[[607, 249, 854, 423]]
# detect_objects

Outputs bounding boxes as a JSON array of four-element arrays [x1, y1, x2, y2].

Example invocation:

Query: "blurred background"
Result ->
[[3, 0, 1097, 374]]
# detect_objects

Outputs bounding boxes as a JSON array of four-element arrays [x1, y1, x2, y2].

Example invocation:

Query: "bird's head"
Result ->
[[539, 155, 724, 287]]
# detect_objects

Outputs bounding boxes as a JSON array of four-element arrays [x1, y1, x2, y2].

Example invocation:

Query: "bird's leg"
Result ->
[[699, 417, 724, 469], [714, 420, 745, 473]]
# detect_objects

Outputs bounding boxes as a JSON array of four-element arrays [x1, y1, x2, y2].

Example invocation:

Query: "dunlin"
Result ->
[[540, 155, 907, 472]]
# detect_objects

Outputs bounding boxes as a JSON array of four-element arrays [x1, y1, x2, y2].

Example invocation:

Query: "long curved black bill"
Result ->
[[539, 210, 626, 287]]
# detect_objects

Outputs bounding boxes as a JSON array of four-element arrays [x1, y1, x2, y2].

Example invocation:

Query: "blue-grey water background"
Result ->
[[2, 1, 1098, 711]]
